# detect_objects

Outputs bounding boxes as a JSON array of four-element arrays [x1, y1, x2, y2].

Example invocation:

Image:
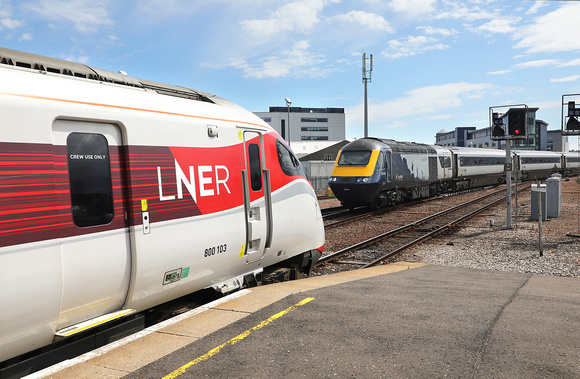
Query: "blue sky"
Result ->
[[2, 0, 580, 148]]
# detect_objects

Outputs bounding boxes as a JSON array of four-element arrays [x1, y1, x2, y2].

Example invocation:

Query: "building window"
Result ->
[[301, 126, 329, 132], [261, 117, 272, 122], [324, 154, 333, 161], [301, 136, 329, 141], [301, 117, 328, 122]]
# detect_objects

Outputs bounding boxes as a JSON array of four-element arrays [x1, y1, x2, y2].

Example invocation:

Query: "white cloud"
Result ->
[[417, 26, 458, 37], [60, 53, 90, 64], [513, 3, 580, 54], [348, 82, 492, 125], [382, 35, 449, 59], [389, 0, 437, 18], [469, 16, 520, 35], [19, 32, 33, 41], [229, 40, 331, 79], [559, 58, 580, 67], [333, 10, 394, 33], [434, 2, 497, 22], [240, 0, 324, 41], [487, 70, 512, 75], [514, 59, 561, 69], [1, 17, 21, 29], [550, 75, 580, 83], [527, 1, 549, 15], [27, 0, 113, 33]]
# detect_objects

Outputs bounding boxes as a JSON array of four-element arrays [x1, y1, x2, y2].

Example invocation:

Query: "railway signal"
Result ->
[[489, 104, 529, 229], [561, 95, 580, 135], [507, 108, 527, 138], [491, 112, 505, 137]]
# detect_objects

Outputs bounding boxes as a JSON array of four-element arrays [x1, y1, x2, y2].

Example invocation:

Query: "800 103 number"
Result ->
[[204, 244, 227, 257]]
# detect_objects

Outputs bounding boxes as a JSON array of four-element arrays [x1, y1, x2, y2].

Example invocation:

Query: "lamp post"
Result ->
[[285, 97, 292, 145]]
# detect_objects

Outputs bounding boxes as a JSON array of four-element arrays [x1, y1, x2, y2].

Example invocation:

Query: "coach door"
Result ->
[[52, 120, 132, 333], [241, 130, 273, 263]]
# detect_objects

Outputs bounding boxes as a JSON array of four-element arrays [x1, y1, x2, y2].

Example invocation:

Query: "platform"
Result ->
[[29, 262, 580, 378]]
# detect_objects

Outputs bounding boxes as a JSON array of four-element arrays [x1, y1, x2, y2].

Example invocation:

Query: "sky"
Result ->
[[1, 0, 580, 149]]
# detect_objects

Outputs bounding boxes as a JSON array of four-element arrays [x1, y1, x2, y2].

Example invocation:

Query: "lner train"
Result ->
[[0, 47, 324, 363], [328, 138, 578, 209]]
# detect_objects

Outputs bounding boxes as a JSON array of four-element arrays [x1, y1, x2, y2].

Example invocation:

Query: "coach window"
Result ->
[[67, 133, 114, 227], [248, 143, 262, 191]]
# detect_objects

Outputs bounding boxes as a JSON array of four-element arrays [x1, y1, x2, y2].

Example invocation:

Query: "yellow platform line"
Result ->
[[162, 297, 315, 379]]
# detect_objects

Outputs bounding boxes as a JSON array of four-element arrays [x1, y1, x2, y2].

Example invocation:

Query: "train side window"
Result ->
[[67, 133, 114, 227], [438, 156, 451, 168], [248, 143, 262, 191], [276, 139, 307, 179]]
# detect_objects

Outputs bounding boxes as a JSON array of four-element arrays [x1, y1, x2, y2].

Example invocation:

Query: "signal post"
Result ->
[[561, 94, 580, 235], [490, 105, 528, 229]]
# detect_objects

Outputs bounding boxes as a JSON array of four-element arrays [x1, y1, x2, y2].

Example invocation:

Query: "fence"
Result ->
[[309, 176, 330, 195]]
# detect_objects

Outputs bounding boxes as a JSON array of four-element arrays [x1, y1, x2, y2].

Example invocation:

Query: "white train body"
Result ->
[[514, 150, 562, 179], [451, 147, 507, 178], [0, 48, 324, 362]]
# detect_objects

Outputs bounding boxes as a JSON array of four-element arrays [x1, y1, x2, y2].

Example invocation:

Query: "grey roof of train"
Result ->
[[0, 47, 215, 103], [342, 138, 438, 154]]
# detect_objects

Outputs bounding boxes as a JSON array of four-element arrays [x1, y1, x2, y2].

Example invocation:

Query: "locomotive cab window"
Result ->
[[276, 139, 307, 179], [338, 151, 371, 166], [248, 143, 262, 191], [67, 132, 114, 227]]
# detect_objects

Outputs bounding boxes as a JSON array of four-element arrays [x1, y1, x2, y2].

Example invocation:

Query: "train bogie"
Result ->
[[0, 48, 324, 363]]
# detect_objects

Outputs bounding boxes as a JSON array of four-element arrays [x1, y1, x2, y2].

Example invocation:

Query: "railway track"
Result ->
[[315, 183, 531, 274]]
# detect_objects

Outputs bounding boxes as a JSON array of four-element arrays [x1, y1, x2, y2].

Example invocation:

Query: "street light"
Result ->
[[285, 97, 292, 145]]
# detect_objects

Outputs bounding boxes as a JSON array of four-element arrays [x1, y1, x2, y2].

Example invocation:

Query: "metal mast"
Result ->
[[362, 53, 373, 138]]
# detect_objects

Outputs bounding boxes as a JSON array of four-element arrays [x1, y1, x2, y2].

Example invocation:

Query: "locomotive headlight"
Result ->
[[362, 178, 370, 183]]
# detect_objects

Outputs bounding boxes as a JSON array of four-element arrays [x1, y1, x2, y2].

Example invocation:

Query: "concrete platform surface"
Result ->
[[31, 263, 580, 378]]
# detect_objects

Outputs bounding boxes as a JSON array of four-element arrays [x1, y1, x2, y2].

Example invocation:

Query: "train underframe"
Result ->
[[366, 174, 508, 209]]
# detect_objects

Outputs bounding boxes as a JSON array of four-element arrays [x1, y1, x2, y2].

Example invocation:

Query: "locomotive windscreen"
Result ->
[[338, 151, 372, 165]]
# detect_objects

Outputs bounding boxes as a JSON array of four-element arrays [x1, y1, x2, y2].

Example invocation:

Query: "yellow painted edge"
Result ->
[[162, 297, 315, 379], [331, 149, 380, 177], [56, 309, 136, 337]]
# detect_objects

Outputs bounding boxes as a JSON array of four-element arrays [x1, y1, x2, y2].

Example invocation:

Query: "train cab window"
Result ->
[[337, 151, 371, 166], [248, 143, 262, 191], [276, 139, 307, 179], [67, 132, 114, 227]]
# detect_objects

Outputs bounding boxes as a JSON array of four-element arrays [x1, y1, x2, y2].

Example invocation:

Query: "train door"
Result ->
[[241, 130, 273, 263], [52, 120, 132, 333], [383, 150, 392, 182]]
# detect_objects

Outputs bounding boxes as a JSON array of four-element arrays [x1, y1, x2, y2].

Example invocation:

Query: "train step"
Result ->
[[55, 309, 137, 337]]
